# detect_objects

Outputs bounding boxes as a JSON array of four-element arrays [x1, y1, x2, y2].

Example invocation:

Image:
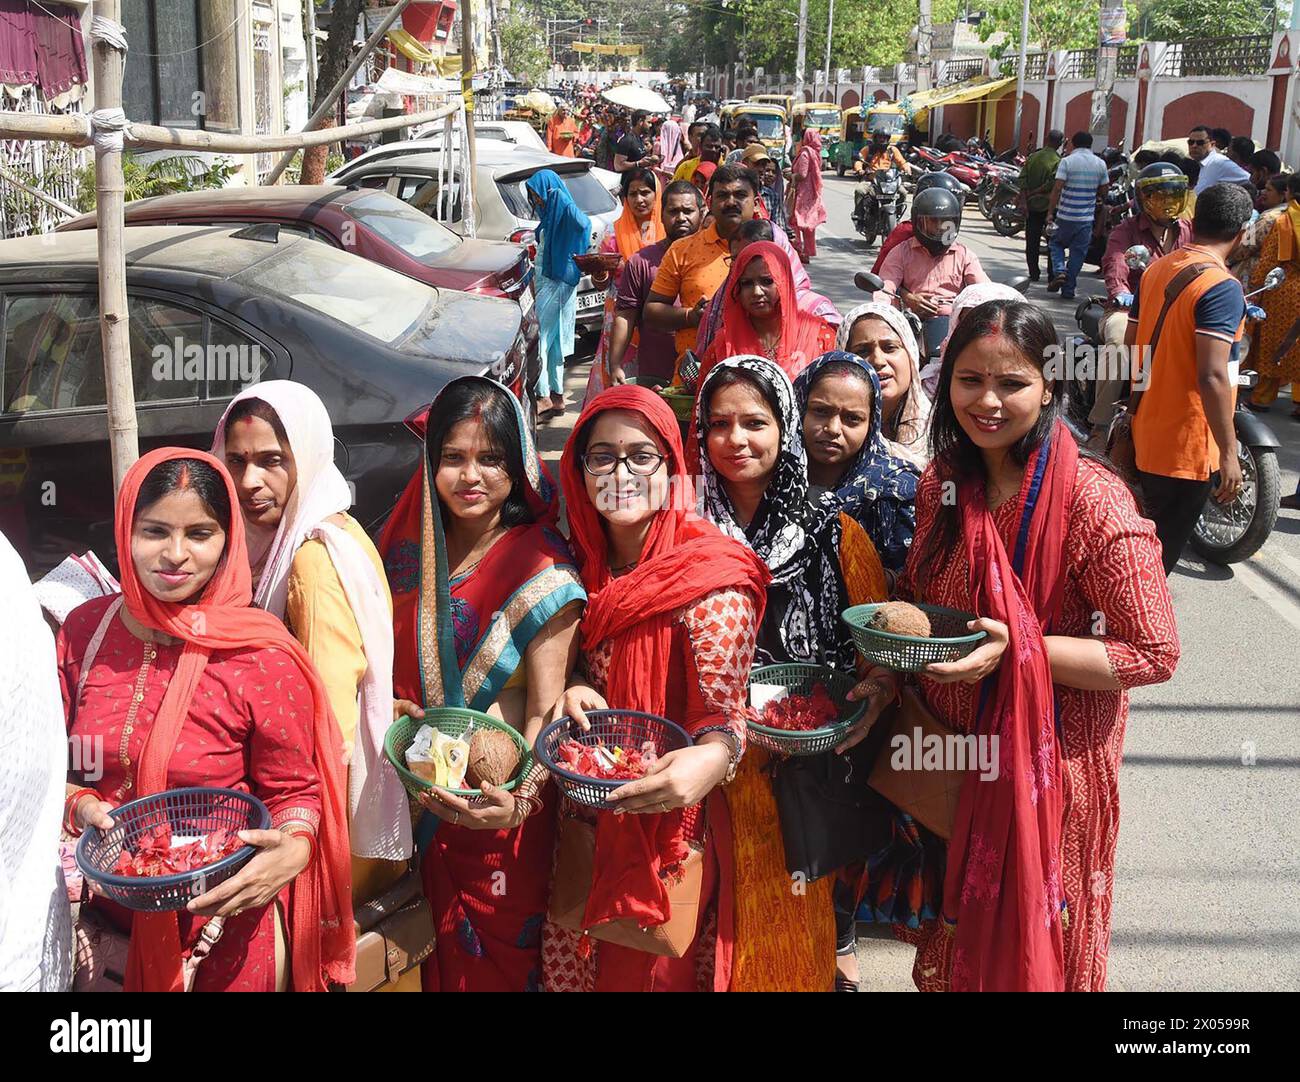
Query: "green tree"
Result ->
[[975, 0, 1119, 56], [1136, 0, 1280, 40], [500, 9, 551, 82]]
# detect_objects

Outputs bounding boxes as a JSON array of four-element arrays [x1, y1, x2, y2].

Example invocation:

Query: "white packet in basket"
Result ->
[[749, 683, 789, 712]]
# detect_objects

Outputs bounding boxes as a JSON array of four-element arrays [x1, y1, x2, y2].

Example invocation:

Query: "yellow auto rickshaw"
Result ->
[[829, 103, 908, 175], [726, 103, 790, 164], [791, 101, 841, 166], [749, 93, 794, 116]]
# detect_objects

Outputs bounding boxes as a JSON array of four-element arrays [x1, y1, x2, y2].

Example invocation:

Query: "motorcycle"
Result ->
[[1069, 248, 1285, 564], [977, 161, 1022, 218], [987, 175, 1025, 237], [853, 167, 907, 246]]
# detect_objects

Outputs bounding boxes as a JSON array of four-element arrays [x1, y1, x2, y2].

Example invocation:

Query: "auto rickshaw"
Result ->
[[829, 103, 908, 176], [749, 93, 794, 116], [791, 101, 841, 166], [725, 104, 790, 164]]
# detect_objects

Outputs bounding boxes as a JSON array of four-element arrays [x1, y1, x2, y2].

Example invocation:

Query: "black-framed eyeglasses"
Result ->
[[581, 450, 667, 476]]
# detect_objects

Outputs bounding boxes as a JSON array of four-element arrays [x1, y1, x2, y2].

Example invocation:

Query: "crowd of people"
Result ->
[[9, 73, 1299, 990], [1018, 123, 1300, 526]]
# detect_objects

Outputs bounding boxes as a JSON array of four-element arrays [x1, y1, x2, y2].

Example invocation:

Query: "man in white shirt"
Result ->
[[1189, 124, 1250, 193], [1046, 130, 1110, 299]]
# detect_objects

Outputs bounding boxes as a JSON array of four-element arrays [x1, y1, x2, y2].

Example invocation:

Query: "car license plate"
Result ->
[[578, 290, 605, 312]]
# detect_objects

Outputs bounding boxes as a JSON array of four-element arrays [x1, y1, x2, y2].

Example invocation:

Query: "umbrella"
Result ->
[[601, 83, 671, 114]]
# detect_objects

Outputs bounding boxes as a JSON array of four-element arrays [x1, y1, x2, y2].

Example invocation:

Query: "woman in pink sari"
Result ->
[[788, 129, 827, 262]]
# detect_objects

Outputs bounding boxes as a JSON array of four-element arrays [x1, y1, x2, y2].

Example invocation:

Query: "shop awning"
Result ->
[[386, 28, 435, 65], [904, 76, 1017, 117]]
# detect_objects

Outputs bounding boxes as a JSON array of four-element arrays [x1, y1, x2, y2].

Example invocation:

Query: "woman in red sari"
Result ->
[[379, 376, 585, 992], [59, 449, 353, 991], [698, 240, 835, 385], [889, 300, 1178, 991], [542, 385, 770, 991]]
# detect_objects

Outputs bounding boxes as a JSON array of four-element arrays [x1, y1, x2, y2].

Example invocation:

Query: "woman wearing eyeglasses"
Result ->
[[542, 386, 770, 991], [378, 376, 586, 991]]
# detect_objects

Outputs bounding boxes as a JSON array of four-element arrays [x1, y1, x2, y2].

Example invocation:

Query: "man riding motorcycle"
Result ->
[[871, 170, 968, 273], [875, 186, 990, 320], [1087, 162, 1193, 442], [853, 129, 917, 224]]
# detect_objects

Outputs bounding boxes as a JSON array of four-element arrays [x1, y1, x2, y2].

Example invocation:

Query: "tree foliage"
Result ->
[[500, 8, 551, 83], [1136, 0, 1280, 40]]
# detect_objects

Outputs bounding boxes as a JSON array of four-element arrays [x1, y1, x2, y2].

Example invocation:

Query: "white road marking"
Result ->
[[1232, 551, 1300, 633]]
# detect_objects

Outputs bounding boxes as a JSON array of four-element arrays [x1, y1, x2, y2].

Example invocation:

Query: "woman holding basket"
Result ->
[[379, 376, 586, 992], [693, 356, 895, 992], [542, 385, 769, 991], [59, 449, 353, 992], [891, 300, 1178, 991]]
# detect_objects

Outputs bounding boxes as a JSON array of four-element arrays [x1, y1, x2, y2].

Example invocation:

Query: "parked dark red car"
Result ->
[[58, 185, 535, 302]]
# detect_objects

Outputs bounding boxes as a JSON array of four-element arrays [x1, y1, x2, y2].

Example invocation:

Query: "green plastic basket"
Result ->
[[384, 707, 530, 807], [657, 387, 694, 422], [747, 663, 865, 756], [842, 603, 986, 673]]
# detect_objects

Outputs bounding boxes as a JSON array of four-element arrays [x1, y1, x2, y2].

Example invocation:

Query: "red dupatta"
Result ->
[[943, 420, 1076, 991], [115, 448, 353, 992], [560, 386, 770, 932], [700, 240, 830, 384]]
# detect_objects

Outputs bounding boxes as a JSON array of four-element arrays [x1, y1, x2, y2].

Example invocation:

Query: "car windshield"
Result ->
[[808, 110, 840, 127], [238, 239, 435, 345], [741, 114, 785, 139], [497, 168, 617, 220], [345, 190, 460, 264], [868, 113, 905, 134]]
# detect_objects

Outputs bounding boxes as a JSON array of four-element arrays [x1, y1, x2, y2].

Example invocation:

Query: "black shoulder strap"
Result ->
[[1131, 261, 1215, 413]]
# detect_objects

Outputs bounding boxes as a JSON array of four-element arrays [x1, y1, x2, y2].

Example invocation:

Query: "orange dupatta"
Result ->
[[116, 447, 354, 992], [612, 189, 666, 261]]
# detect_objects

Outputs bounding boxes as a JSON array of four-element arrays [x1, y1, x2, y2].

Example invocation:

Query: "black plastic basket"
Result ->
[[76, 787, 270, 912], [747, 663, 865, 756], [535, 710, 691, 809], [842, 603, 986, 672], [384, 707, 530, 807]]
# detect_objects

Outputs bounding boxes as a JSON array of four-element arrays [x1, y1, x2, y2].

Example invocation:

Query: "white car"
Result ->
[[407, 118, 548, 153], [330, 143, 621, 329]]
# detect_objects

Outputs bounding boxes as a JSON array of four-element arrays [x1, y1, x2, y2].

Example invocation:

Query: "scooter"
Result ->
[[853, 166, 907, 246], [1070, 247, 1285, 564]]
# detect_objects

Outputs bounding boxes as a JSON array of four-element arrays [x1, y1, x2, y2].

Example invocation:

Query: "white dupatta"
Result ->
[[213, 382, 410, 859]]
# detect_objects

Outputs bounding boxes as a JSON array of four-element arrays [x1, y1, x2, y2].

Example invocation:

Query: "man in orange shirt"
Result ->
[[1124, 182, 1252, 574], [645, 163, 759, 359]]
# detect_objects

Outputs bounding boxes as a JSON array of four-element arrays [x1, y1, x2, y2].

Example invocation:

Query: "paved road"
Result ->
[[548, 179, 1300, 991]]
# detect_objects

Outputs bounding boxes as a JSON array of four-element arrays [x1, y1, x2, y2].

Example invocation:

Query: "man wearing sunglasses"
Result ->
[[1189, 124, 1250, 194]]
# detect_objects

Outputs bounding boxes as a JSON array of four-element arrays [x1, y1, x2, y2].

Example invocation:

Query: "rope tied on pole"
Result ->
[[88, 108, 130, 154], [89, 15, 128, 52]]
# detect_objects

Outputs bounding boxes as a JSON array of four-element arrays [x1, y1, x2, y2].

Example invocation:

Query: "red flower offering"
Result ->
[[556, 737, 659, 781], [111, 822, 245, 878], [760, 683, 841, 732]]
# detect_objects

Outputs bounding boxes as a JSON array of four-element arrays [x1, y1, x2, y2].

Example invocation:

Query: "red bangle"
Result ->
[[63, 787, 100, 837], [285, 828, 316, 866]]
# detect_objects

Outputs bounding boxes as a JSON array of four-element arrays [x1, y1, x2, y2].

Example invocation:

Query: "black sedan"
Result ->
[[0, 225, 530, 574]]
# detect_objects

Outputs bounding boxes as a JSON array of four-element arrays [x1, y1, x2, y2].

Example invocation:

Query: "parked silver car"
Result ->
[[330, 143, 621, 329]]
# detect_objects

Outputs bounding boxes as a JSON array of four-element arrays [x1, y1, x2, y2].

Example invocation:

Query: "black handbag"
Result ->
[[770, 737, 893, 882]]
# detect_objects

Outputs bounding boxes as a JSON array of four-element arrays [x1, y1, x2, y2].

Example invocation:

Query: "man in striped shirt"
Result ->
[[1046, 131, 1110, 299]]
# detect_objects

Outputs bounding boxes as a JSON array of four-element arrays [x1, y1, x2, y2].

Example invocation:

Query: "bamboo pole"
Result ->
[[0, 162, 77, 218], [0, 104, 461, 154], [264, 0, 413, 184], [91, 0, 138, 492]]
